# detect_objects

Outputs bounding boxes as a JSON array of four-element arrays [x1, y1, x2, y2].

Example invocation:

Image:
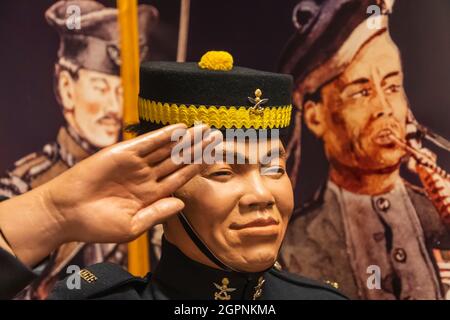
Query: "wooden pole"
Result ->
[[177, 0, 191, 62]]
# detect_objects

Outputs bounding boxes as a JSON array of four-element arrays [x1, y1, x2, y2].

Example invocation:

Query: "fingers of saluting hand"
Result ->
[[152, 129, 222, 179], [143, 124, 209, 165], [114, 123, 188, 157], [130, 197, 185, 237], [157, 130, 223, 193], [144, 140, 178, 165]]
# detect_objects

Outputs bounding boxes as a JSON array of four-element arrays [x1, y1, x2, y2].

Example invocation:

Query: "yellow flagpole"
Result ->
[[117, 0, 150, 276]]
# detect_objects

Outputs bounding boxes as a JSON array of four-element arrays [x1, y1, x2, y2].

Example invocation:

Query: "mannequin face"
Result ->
[[167, 137, 294, 273], [58, 68, 124, 148]]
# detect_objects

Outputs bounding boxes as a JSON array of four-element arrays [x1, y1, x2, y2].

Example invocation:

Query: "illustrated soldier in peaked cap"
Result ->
[[0, 0, 158, 299]]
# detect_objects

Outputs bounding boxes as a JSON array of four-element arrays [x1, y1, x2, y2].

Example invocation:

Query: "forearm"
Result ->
[[0, 184, 66, 267]]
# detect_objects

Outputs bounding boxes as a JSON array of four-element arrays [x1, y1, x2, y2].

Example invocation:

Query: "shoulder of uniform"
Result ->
[[294, 183, 328, 216], [0, 147, 58, 197], [48, 262, 150, 300], [10, 143, 59, 179], [404, 180, 428, 197], [289, 190, 327, 227], [403, 180, 440, 214], [267, 268, 348, 300]]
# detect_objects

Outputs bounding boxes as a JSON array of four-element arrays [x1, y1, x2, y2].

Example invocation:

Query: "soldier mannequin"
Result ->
[[47, 51, 347, 300], [0, 1, 157, 299], [278, 0, 450, 299]]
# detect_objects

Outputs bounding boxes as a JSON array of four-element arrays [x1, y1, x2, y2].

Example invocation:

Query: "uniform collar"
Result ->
[[56, 126, 99, 167], [152, 238, 266, 300]]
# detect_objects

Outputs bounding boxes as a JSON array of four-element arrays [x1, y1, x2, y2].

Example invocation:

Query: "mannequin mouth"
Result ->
[[229, 217, 279, 236], [230, 216, 278, 230]]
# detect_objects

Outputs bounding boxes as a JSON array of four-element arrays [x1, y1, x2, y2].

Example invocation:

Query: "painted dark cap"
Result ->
[[278, 0, 395, 96], [46, 0, 158, 75]]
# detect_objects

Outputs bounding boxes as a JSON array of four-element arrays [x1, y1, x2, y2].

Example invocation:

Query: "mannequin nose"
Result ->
[[239, 173, 275, 210]]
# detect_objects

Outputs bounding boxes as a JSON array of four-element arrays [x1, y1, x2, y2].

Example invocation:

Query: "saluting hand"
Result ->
[[0, 123, 217, 266]]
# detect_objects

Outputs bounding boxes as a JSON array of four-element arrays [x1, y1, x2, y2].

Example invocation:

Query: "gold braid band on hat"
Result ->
[[138, 97, 292, 129]]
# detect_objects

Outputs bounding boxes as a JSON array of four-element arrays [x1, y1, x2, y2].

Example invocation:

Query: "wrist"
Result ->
[[0, 185, 68, 266], [37, 182, 71, 246]]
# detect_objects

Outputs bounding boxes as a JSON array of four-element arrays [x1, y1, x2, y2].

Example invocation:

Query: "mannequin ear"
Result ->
[[58, 70, 76, 112], [303, 99, 326, 138]]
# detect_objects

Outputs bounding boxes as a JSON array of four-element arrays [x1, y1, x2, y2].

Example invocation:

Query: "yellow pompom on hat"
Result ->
[[198, 51, 234, 71]]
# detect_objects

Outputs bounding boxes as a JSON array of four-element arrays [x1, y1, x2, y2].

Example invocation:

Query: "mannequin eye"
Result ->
[[211, 170, 232, 177], [261, 166, 285, 177], [208, 168, 234, 181]]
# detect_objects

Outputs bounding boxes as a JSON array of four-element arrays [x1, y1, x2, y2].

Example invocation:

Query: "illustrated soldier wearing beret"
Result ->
[[278, 0, 450, 299], [0, 0, 158, 299], [46, 51, 347, 300]]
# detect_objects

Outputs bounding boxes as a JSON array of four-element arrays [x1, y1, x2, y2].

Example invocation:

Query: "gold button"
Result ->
[[324, 280, 339, 289]]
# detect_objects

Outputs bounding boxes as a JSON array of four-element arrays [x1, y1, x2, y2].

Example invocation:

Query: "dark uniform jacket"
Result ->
[[47, 239, 347, 300], [280, 182, 450, 299], [0, 247, 36, 300]]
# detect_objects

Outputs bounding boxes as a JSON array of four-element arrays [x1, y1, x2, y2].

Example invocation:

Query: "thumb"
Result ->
[[130, 197, 185, 237]]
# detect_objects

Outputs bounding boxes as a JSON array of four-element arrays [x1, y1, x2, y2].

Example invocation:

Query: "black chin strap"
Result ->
[[177, 212, 239, 272]]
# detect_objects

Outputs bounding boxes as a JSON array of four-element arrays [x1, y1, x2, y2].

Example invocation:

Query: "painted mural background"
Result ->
[[0, 0, 448, 299]]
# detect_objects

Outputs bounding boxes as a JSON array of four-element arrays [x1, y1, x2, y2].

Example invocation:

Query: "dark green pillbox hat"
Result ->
[[135, 51, 293, 134]]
